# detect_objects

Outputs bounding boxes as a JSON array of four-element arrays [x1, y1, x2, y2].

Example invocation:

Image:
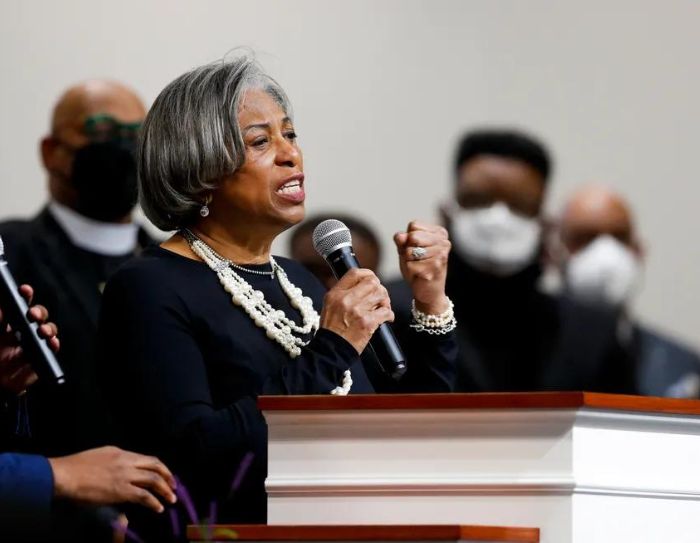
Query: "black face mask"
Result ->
[[70, 140, 138, 222]]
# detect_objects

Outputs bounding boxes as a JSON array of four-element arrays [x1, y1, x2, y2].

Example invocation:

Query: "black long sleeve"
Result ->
[[378, 279, 457, 393]]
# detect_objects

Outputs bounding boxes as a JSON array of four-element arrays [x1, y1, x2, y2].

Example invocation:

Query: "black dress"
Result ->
[[97, 245, 456, 536]]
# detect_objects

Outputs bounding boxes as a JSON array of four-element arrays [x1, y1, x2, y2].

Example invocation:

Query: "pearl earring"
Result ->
[[200, 196, 211, 218]]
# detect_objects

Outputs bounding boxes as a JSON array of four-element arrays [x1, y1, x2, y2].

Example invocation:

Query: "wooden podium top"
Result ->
[[188, 524, 539, 542], [259, 391, 700, 416]]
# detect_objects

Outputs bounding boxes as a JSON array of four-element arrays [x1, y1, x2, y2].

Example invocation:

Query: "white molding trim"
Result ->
[[577, 408, 700, 433], [267, 476, 700, 501], [575, 485, 700, 501], [267, 476, 575, 495]]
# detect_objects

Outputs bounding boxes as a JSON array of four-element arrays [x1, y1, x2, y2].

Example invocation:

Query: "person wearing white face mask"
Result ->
[[390, 129, 635, 393], [558, 185, 700, 398], [563, 235, 641, 308], [444, 200, 542, 277]]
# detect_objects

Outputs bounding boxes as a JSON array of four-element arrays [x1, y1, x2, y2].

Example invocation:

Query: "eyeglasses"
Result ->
[[83, 113, 142, 143]]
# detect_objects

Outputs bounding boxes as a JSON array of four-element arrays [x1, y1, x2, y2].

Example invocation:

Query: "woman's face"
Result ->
[[210, 88, 305, 234]]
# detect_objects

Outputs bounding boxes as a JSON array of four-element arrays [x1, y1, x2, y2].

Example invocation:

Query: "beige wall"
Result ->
[[1, 0, 698, 347]]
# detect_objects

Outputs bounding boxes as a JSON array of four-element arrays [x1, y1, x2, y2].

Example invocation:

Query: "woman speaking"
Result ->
[[98, 55, 457, 535]]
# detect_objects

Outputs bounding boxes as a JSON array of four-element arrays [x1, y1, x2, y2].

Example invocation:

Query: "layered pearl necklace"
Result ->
[[182, 229, 320, 358]]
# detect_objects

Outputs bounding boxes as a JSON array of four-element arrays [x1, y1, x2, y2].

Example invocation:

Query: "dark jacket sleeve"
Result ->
[[549, 296, 637, 394], [0, 453, 53, 541], [634, 326, 700, 398], [266, 328, 362, 395], [371, 279, 458, 393]]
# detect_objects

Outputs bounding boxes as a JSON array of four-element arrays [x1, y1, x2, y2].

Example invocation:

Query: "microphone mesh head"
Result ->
[[312, 219, 352, 258]]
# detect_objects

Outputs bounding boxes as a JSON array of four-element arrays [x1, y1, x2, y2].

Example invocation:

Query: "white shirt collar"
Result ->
[[48, 201, 139, 256]]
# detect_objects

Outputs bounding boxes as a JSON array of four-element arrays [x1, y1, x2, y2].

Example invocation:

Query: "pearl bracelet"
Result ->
[[410, 298, 457, 335]]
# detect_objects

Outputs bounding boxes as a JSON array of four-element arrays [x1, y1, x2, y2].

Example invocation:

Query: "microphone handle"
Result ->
[[325, 246, 407, 380], [0, 260, 65, 385], [368, 323, 407, 380]]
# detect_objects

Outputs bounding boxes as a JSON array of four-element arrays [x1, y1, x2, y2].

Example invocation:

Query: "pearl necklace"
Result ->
[[228, 260, 275, 277], [182, 229, 320, 358]]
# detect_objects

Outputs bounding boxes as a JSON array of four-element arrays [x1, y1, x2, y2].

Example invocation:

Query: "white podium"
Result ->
[[260, 392, 700, 543]]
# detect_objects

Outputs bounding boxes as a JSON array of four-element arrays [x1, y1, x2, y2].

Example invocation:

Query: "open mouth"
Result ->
[[277, 179, 302, 195], [275, 175, 305, 204]]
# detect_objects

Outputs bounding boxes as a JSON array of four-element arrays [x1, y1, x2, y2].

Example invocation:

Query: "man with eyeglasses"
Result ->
[[0, 80, 153, 458]]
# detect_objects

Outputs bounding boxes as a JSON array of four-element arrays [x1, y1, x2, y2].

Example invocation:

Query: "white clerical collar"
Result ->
[[48, 201, 139, 256]]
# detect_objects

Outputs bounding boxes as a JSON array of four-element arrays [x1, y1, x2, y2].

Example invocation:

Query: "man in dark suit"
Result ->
[[0, 80, 153, 456], [557, 185, 700, 397], [0, 290, 177, 542], [389, 129, 634, 393]]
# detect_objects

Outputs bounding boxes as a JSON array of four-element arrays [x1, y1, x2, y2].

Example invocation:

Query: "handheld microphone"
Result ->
[[0, 236, 65, 385], [312, 219, 406, 380]]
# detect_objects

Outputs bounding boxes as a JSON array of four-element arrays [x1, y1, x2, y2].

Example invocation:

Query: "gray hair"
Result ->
[[138, 55, 292, 230]]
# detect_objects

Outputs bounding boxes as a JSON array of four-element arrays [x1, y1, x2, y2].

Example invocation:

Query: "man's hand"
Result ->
[[0, 284, 59, 395], [49, 446, 177, 513]]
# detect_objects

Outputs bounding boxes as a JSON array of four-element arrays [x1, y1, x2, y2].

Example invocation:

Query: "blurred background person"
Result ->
[[0, 80, 153, 456], [556, 185, 700, 398], [390, 129, 635, 393], [289, 213, 382, 289]]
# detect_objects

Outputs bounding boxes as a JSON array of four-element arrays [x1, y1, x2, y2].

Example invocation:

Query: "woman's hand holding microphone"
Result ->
[[318, 219, 452, 354], [320, 268, 394, 354]]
